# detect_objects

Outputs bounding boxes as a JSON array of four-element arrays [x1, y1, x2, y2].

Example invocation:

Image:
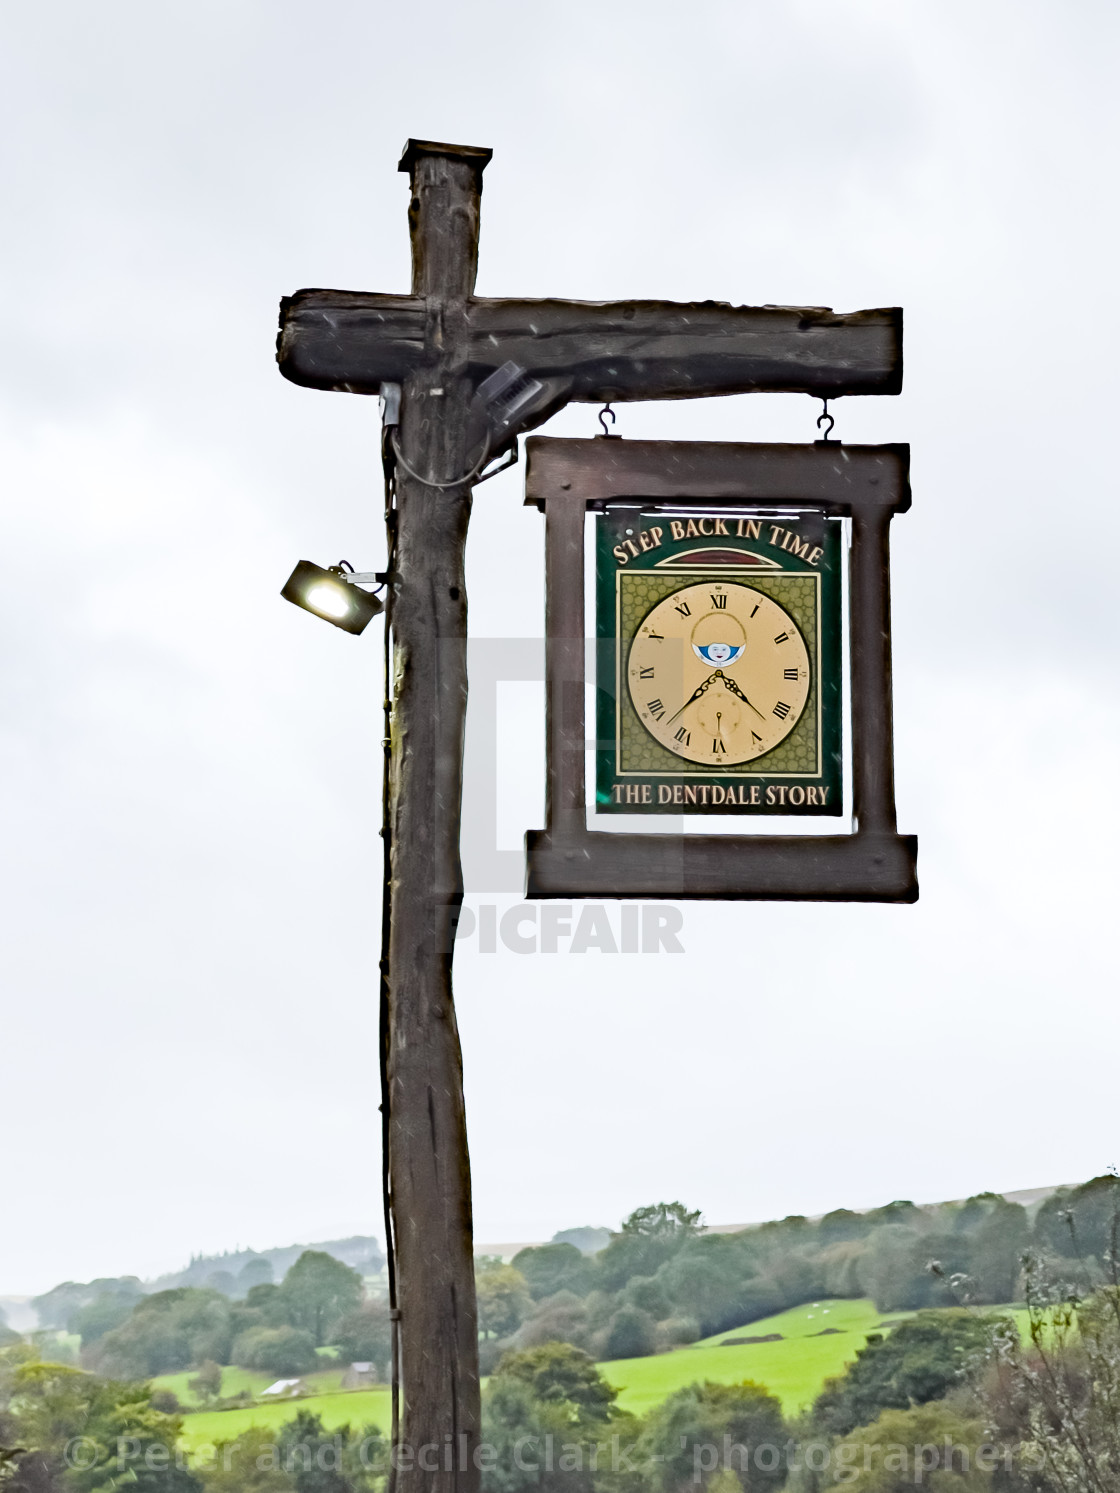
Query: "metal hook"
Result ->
[[816, 399, 836, 443], [598, 403, 617, 437]]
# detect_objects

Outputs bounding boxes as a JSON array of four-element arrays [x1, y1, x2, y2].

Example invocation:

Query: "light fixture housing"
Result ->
[[281, 560, 383, 635]]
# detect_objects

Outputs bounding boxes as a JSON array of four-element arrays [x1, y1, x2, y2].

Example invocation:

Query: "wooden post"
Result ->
[[387, 140, 487, 1493], [274, 140, 909, 1481]]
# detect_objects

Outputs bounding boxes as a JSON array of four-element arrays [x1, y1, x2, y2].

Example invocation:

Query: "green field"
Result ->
[[603, 1298, 910, 1418], [154, 1365, 347, 1408], [180, 1389, 392, 1453], [175, 1298, 1025, 1457]]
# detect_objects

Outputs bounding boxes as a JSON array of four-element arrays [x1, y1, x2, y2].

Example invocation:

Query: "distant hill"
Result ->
[[29, 1236, 387, 1329], [148, 1235, 385, 1293]]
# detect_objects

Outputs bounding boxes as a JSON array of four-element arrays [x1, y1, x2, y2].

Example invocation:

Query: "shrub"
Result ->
[[601, 1305, 657, 1360]]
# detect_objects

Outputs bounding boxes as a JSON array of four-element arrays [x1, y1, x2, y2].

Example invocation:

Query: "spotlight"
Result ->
[[281, 560, 384, 635]]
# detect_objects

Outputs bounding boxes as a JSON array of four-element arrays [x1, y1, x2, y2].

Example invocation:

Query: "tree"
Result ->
[[236, 1259, 275, 1296], [333, 1302, 392, 1374], [188, 1359, 223, 1402], [199, 1424, 293, 1493], [639, 1379, 787, 1493], [509, 1291, 592, 1354], [968, 1201, 1029, 1304], [812, 1311, 1002, 1438], [827, 1402, 997, 1491], [276, 1410, 380, 1493], [480, 1376, 598, 1493], [231, 1282, 292, 1336], [856, 1225, 939, 1314], [1033, 1175, 1120, 1268], [71, 1292, 137, 1347], [621, 1275, 670, 1320], [657, 1237, 773, 1337], [511, 1244, 593, 1302], [205, 1415, 384, 1493], [601, 1306, 657, 1361], [492, 1343, 617, 1426], [476, 1265, 532, 1340], [89, 1289, 231, 1378], [817, 1210, 873, 1246], [597, 1204, 702, 1292], [279, 1253, 363, 1349], [0, 1350, 201, 1493], [31, 1278, 142, 1333], [233, 1327, 319, 1376]]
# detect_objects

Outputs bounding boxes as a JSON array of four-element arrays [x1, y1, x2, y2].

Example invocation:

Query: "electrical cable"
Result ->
[[389, 427, 491, 490], [378, 427, 400, 1493]]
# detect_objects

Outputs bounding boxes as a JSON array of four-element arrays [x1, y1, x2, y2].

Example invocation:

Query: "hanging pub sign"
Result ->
[[523, 436, 918, 903]]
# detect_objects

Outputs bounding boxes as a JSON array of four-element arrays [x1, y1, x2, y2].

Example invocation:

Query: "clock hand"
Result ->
[[667, 672, 719, 724], [719, 673, 767, 720]]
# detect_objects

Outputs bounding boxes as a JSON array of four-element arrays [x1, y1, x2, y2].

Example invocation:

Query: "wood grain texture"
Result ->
[[525, 828, 918, 901], [387, 143, 481, 1493], [524, 437, 911, 512], [277, 293, 902, 401]]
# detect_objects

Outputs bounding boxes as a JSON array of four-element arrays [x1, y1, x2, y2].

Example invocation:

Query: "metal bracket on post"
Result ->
[[380, 382, 402, 429]]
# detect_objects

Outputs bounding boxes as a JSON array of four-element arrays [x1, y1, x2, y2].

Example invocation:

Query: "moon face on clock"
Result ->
[[626, 581, 811, 766]]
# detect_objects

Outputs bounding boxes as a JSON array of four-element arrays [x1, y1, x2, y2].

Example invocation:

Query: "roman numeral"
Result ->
[[751, 731, 763, 746], [710, 593, 727, 609], [784, 668, 799, 681], [773, 701, 791, 720], [774, 631, 789, 644], [647, 699, 666, 720], [647, 631, 664, 641], [713, 738, 726, 754], [750, 604, 760, 617], [639, 667, 654, 679], [674, 601, 691, 617], [674, 727, 690, 745]]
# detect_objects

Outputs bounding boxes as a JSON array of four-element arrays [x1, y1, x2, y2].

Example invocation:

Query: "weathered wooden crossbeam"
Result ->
[[278, 291, 901, 401]]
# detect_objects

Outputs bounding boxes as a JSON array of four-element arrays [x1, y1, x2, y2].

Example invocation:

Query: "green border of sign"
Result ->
[[595, 508, 843, 815]]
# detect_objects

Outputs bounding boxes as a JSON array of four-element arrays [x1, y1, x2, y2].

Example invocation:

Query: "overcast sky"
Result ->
[[2, 0, 1118, 1299]]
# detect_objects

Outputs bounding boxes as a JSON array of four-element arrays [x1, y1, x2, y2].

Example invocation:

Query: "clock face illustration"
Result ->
[[626, 581, 811, 766]]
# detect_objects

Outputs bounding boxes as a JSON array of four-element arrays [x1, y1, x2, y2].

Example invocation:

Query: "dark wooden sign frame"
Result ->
[[523, 436, 918, 902]]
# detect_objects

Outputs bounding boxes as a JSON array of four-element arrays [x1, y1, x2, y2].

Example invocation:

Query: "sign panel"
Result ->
[[523, 437, 917, 903], [595, 507, 842, 815]]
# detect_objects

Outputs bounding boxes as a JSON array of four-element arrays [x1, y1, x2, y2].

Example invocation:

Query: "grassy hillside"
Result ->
[[176, 1298, 897, 1452], [175, 1297, 1028, 1456], [602, 1298, 910, 1418]]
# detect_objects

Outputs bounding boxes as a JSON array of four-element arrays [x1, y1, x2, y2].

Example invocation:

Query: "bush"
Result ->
[[639, 1379, 787, 1493], [233, 1326, 319, 1376], [660, 1315, 701, 1346], [492, 1342, 617, 1424], [601, 1305, 657, 1361], [510, 1291, 592, 1353], [812, 1310, 1002, 1438], [188, 1359, 223, 1402], [830, 1402, 996, 1490], [622, 1275, 670, 1320]]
